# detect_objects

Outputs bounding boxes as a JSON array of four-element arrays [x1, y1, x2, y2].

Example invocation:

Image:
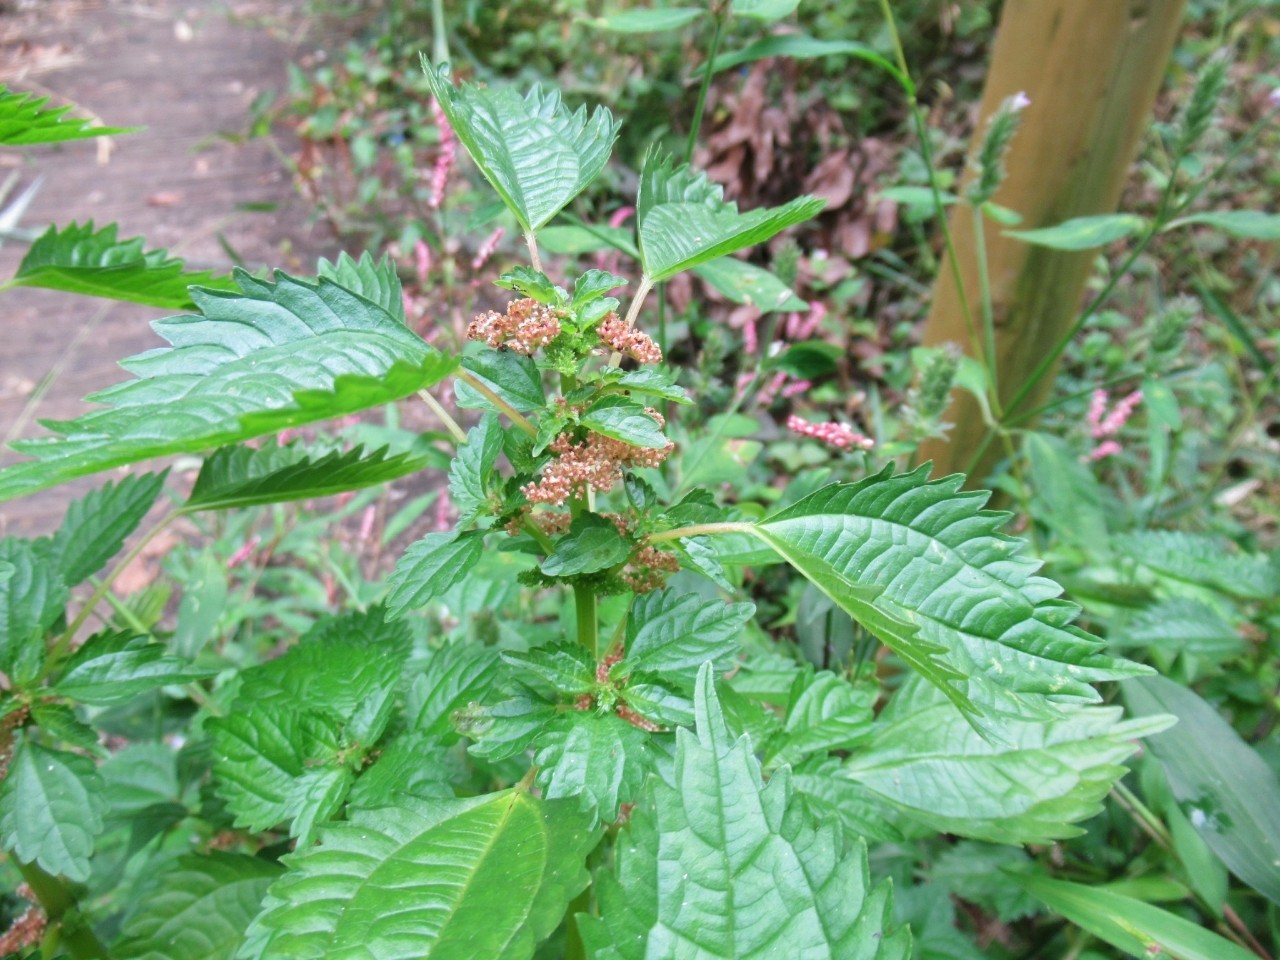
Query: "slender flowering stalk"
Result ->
[[471, 227, 505, 271], [786, 415, 875, 451], [428, 97, 456, 210], [1084, 388, 1142, 460]]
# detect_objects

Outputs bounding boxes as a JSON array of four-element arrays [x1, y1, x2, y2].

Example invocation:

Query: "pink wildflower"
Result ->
[[434, 490, 454, 531], [1084, 388, 1142, 461], [1009, 91, 1032, 112], [471, 227, 505, 271], [756, 371, 789, 406], [428, 98, 455, 210], [414, 239, 432, 281], [786, 415, 874, 451], [787, 302, 826, 341], [358, 505, 377, 546], [523, 415, 673, 506], [1089, 440, 1123, 462], [468, 298, 562, 355], [227, 536, 261, 570], [597, 313, 662, 364], [781, 378, 812, 399]]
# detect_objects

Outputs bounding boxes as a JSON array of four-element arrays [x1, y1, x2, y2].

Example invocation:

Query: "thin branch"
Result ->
[[454, 369, 537, 436]]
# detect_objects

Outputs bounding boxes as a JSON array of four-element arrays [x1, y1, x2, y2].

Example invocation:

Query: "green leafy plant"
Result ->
[[4, 60, 1263, 960]]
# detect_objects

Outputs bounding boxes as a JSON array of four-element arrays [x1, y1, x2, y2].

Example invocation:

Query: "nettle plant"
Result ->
[[0, 67, 1174, 960]]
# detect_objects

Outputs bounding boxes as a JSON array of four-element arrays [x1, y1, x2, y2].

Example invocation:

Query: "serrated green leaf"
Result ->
[[694, 256, 806, 313], [1004, 214, 1148, 250], [348, 731, 456, 807], [1017, 875, 1258, 960], [448, 412, 503, 520], [929, 843, 1040, 923], [423, 60, 620, 232], [573, 269, 627, 306], [790, 758, 905, 843], [54, 630, 214, 706], [0, 536, 67, 684], [767, 668, 875, 768], [753, 466, 1148, 724], [1114, 530, 1277, 600], [408, 640, 502, 741], [584, 7, 704, 32], [44, 472, 165, 586], [1113, 599, 1243, 662], [1024, 432, 1110, 551], [501, 642, 596, 698], [843, 677, 1172, 844], [610, 368, 692, 404], [1124, 676, 1280, 906], [316, 251, 404, 319], [1165, 209, 1280, 239], [387, 530, 487, 619], [541, 514, 632, 577], [9, 221, 238, 309], [637, 149, 825, 281], [495, 266, 560, 303], [29, 701, 104, 755], [185, 442, 424, 512], [534, 712, 655, 824], [580, 664, 911, 960], [114, 852, 282, 960], [580, 395, 669, 449], [241, 790, 597, 960], [0, 269, 456, 502], [454, 346, 545, 412], [0, 734, 106, 881], [458, 694, 559, 762], [0, 84, 136, 145], [624, 590, 754, 686]]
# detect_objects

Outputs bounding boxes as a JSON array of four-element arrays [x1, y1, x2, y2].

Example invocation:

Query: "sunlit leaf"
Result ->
[[0, 84, 136, 145]]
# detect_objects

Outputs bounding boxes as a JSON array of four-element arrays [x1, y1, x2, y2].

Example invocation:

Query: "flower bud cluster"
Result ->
[[597, 314, 663, 365], [621, 546, 681, 594], [0, 887, 44, 956], [523, 418, 674, 506], [467, 298, 562, 355], [786, 415, 875, 451]]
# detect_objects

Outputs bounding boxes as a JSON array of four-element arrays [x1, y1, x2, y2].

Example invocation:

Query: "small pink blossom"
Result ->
[[428, 98, 456, 210], [1269, 88, 1280, 108], [787, 302, 826, 341], [781, 378, 812, 399], [1084, 388, 1142, 461], [756, 371, 789, 406], [434, 490, 454, 531], [471, 227, 505, 271], [227, 536, 261, 570], [786, 415, 874, 451], [1089, 440, 1123, 461], [414, 239, 432, 281], [358, 505, 377, 546], [1009, 91, 1031, 112]]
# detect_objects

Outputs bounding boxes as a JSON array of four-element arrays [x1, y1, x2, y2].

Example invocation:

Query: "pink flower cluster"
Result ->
[[467, 298, 562, 355], [786, 415, 874, 451], [471, 227, 505, 271], [597, 314, 663, 365], [428, 98, 455, 210], [0, 886, 44, 956], [523, 413, 674, 506], [1085, 388, 1142, 461]]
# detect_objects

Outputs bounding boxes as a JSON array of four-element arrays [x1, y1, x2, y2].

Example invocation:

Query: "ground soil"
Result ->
[[0, 0, 347, 536]]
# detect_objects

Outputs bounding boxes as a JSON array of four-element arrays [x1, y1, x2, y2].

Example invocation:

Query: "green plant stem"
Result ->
[[524, 230, 543, 273], [522, 519, 556, 554], [685, 7, 727, 164], [1111, 781, 1172, 849], [971, 207, 1001, 404], [16, 860, 108, 960], [575, 583, 598, 659], [51, 510, 177, 668], [417, 388, 467, 443], [430, 0, 450, 66], [648, 521, 752, 544], [454, 369, 537, 436]]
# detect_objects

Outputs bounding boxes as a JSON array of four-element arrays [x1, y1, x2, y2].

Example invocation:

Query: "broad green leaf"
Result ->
[[541, 513, 632, 577], [448, 412, 503, 521], [30, 701, 103, 756], [767, 668, 875, 768], [7, 221, 237, 309], [495, 266, 562, 304], [0, 734, 106, 881], [637, 149, 825, 282], [1124, 676, 1280, 906], [609, 368, 692, 404], [54, 630, 214, 706], [0, 537, 67, 684], [538, 224, 635, 256], [580, 664, 911, 960], [241, 790, 597, 960], [44, 472, 164, 586], [928, 842, 1040, 923], [534, 712, 655, 824], [584, 7, 704, 32], [454, 346, 545, 413], [386, 530, 487, 619], [624, 589, 755, 686], [1018, 875, 1258, 960], [1004, 214, 1148, 250], [408, 640, 501, 740], [348, 731, 456, 806], [422, 61, 620, 232], [752, 466, 1147, 724], [114, 852, 282, 960], [843, 677, 1172, 844], [459, 694, 560, 762], [790, 757, 905, 844], [572, 268, 628, 306], [0, 84, 136, 145], [580, 395, 669, 449], [694, 256, 806, 313], [501, 642, 596, 698], [731, 0, 801, 21], [1113, 599, 1243, 663], [1024, 432, 1110, 551], [0, 269, 456, 502], [1165, 209, 1280, 240], [316, 251, 405, 319], [185, 442, 424, 512], [1113, 530, 1277, 600], [711, 36, 903, 82]]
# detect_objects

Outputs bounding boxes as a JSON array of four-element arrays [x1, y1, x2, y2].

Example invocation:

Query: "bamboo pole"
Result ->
[[917, 0, 1188, 482]]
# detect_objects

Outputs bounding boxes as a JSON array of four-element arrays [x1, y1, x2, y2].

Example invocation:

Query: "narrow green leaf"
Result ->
[[753, 466, 1148, 724], [54, 630, 214, 706], [1165, 209, 1280, 239], [454, 347, 545, 412], [711, 35, 904, 83], [241, 790, 597, 960], [843, 677, 1172, 844], [541, 514, 632, 577], [1004, 214, 1148, 250], [1018, 875, 1258, 960], [877, 186, 960, 207], [624, 589, 754, 685], [0, 734, 106, 881], [694, 256, 807, 313], [422, 60, 620, 232], [637, 149, 825, 282], [580, 395, 669, 449], [448, 412, 503, 520], [316, 251, 405, 319], [0, 536, 67, 685], [0, 84, 136, 145], [45, 472, 165, 586], [1124, 676, 1280, 906], [185, 442, 424, 512], [731, 0, 801, 21], [583, 7, 705, 32], [0, 269, 456, 502], [386, 530, 487, 618], [580, 664, 911, 960], [114, 853, 282, 960], [12, 221, 237, 309]]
